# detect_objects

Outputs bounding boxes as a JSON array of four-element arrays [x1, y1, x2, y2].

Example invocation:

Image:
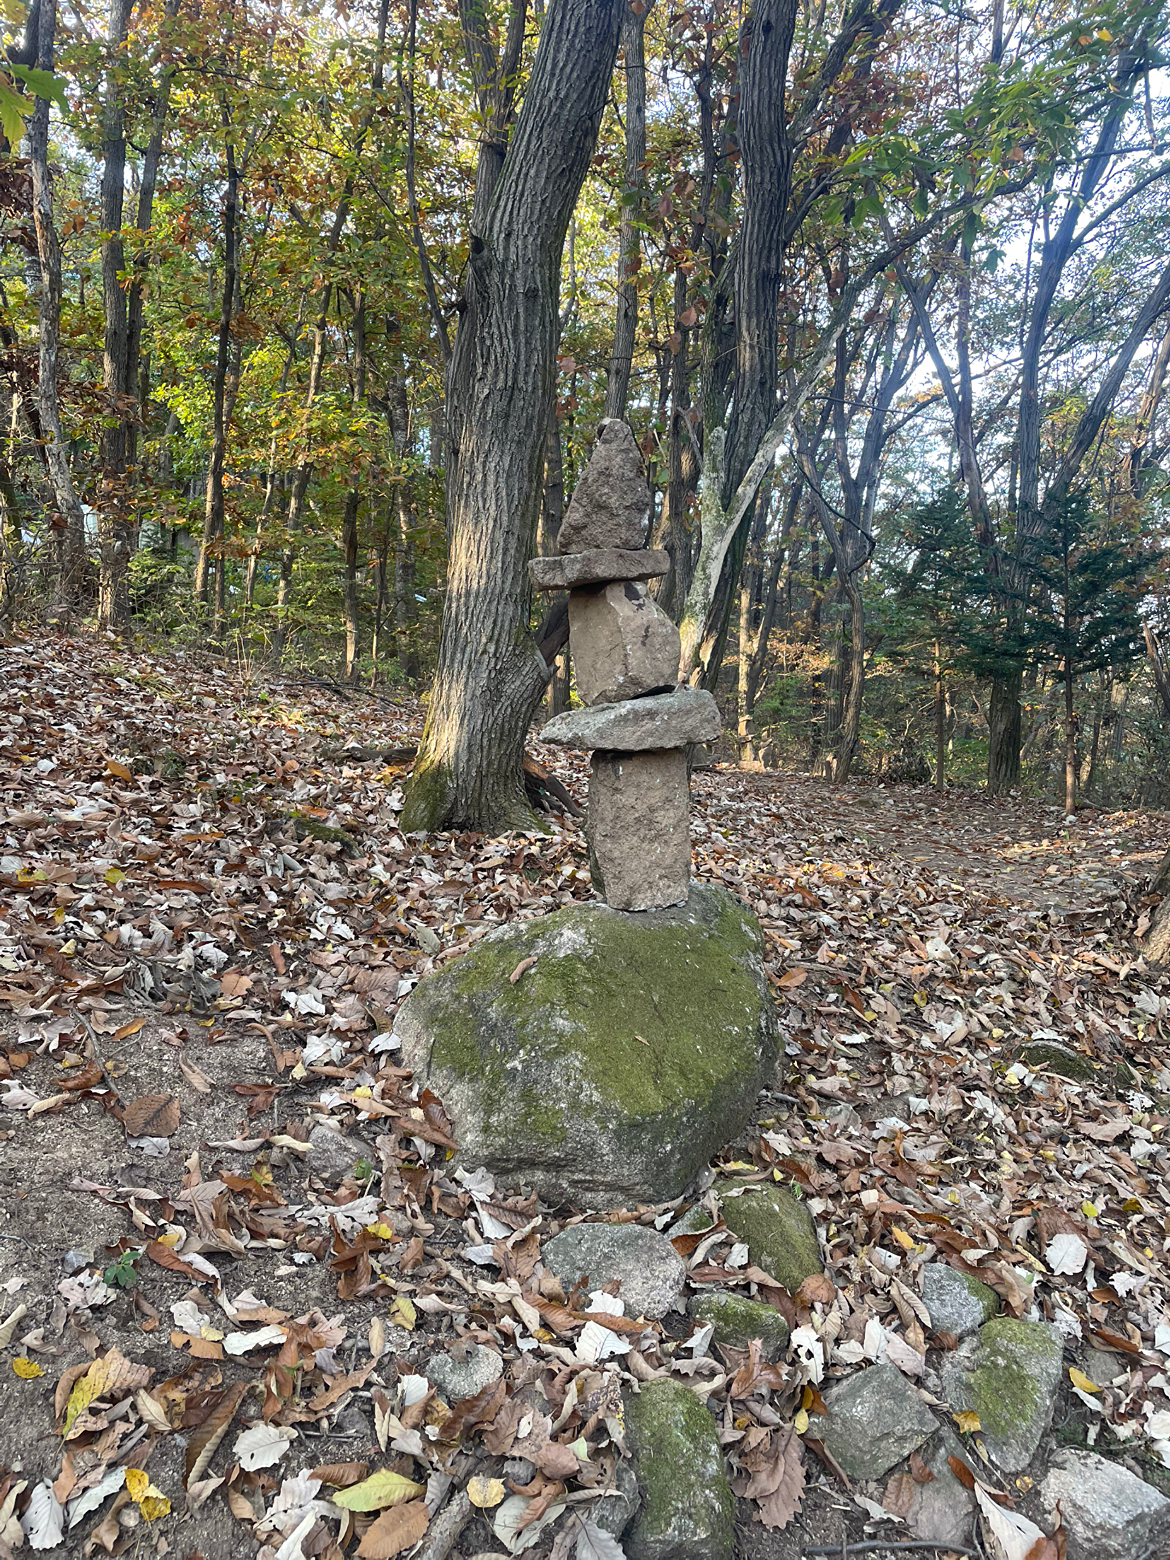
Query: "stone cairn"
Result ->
[[530, 419, 720, 910]]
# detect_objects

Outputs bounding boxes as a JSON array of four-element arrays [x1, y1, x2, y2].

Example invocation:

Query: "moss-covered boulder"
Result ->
[[690, 1289, 789, 1360], [921, 1263, 1000, 1337], [624, 1380, 734, 1560], [393, 884, 776, 1205], [941, 1317, 1063, 1472], [716, 1180, 823, 1292]]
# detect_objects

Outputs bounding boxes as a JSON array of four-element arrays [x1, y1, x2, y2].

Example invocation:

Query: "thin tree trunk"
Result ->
[[935, 640, 945, 792], [401, 0, 624, 834], [194, 102, 238, 609], [1064, 656, 1076, 814], [604, 0, 649, 420], [28, 0, 87, 611], [96, 0, 134, 630], [342, 291, 367, 682]]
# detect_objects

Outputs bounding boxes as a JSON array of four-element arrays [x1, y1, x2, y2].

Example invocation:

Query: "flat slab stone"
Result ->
[[819, 1362, 938, 1480], [940, 1317, 1063, 1471], [588, 748, 690, 911], [625, 1380, 734, 1560], [921, 1262, 1000, 1337], [1042, 1448, 1169, 1560], [570, 582, 680, 705], [542, 1223, 684, 1320], [559, 419, 651, 553], [529, 548, 669, 591], [542, 686, 721, 752], [892, 1427, 977, 1549], [392, 884, 777, 1205]]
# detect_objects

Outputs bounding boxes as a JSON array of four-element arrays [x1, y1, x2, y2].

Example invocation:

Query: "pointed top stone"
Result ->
[[558, 419, 651, 554]]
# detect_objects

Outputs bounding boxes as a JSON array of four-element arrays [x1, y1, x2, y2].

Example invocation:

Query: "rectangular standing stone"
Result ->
[[588, 748, 690, 911], [569, 581, 680, 705]]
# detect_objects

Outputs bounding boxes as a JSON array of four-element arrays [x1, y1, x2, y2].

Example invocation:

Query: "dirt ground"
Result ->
[[1, 634, 1168, 1560]]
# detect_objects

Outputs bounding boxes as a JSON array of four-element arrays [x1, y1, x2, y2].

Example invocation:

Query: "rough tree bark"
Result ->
[[1148, 847, 1170, 967], [401, 0, 624, 834], [28, 0, 87, 611], [96, 0, 134, 630]]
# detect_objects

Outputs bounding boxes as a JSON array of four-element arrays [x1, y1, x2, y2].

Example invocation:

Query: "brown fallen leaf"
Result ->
[[178, 1054, 214, 1093], [146, 1242, 212, 1283], [357, 1498, 429, 1558], [122, 1093, 180, 1137], [509, 956, 537, 984], [105, 758, 134, 782], [184, 1381, 248, 1487], [311, 1461, 368, 1488]]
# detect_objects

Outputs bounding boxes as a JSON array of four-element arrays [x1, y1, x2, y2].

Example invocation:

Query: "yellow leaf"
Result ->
[[388, 1297, 416, 1331], [365, 1224, 397, 1241], [467, 1475, 506, 1509], [953, 1410, 981, 1433], [1069, 1367, 1101, 1394], [104, 868, 125, 885], [64, 1364, 106, 1435], [794, 1408, 809, 1434], [890, 1226, 917, 1251], [126, 1469, 170, 1519], [106, 759, 134, 781], [1097, 27, 1112, 39], [1081, 1201, 1098, 1219], [332, 1470, 425, 1512], [13, 1357, 42, 1378]]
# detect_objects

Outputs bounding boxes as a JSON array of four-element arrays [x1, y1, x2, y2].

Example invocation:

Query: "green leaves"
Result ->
[[0, 65, 68, 147]]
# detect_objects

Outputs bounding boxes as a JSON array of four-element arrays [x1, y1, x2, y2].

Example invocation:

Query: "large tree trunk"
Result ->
[[96, 0, 134, 630], [401, 0, 624, 834], [988, 672, 1022, 792], [28, 0, 87, 612]]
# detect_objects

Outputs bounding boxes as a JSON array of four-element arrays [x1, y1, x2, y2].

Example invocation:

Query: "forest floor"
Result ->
[[0, 632, 1168, 1560]]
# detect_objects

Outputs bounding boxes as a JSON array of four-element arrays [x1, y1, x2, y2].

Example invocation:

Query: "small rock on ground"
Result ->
[[1042, 1448, 1170, 1560], [940, 1316, 1063, 1472], [624, 1379, 734, 1560], [886, 1426, 977, 1548], [819, 1361, 938, 1481], [542, 1223, 685, 1320], [306, 1124, 372, 1183], [716, 1180, 823, 1292], [689, 1290, 789, 1361], [425, 1342, 502, 1403], [921, 1262, 1000, 1337]]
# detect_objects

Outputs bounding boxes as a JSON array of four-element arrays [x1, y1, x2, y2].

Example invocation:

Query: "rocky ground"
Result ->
[[0, 631, 1168, 1560]]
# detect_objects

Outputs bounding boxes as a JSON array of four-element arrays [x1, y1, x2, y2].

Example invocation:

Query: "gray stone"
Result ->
[[592, 1456, 640, 1541], [1020, 1038, 1100, 1082], [62, 1248, 94, 1276], [666, 1204, 715, 1240], [716, 1180, 823, 1293], [569, 582, 680, 705], [306, 1124, 372, 1184], [503, 1457, 535, 1485], [542, 1223, 685, 1320], [559, 420, 651, 554], [1081, 1346, 1124, 1388], [893, 1427, 977, 1549], [625, 1380, 734, 1560], [392, 883, 776, 1206], [542, 686, 721, 752], [819, 1362, 938, 1481], [690, 1290, 789, 1361], [921, 1263, 1000, 1337], [940, 1317, 1063, 1472], [425, 1342, 502, 1403], [588, 748, 690, 911], [1042, 1449, 1169, 1560], [529, 548, 669, 592]]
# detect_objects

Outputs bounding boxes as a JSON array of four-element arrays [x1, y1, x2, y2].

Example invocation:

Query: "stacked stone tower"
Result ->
[[530, 420, 720, 911]]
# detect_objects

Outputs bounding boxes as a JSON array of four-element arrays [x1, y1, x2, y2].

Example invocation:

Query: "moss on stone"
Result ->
[[716, 1179, 823, 1293], [395, 883, 777, 1204], [290, 813, 357, 849], [625, 1379, 734, 1560], [1019, 1040, 1099, 1083], [944, 1317, 1063, 1472], [691, 1290, 789, 1360]]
